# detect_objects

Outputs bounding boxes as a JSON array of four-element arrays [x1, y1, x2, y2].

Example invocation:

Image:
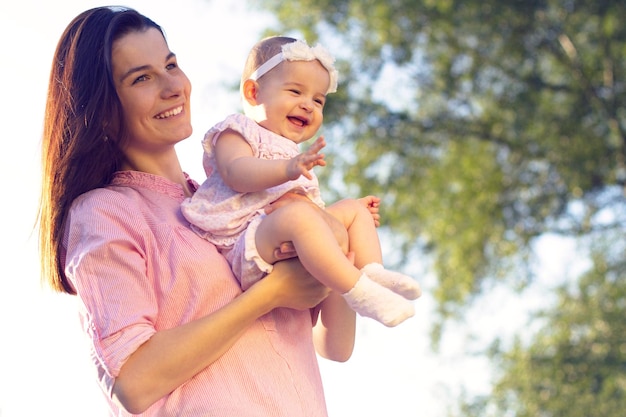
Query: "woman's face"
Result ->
[[111, 27, 192, 155]]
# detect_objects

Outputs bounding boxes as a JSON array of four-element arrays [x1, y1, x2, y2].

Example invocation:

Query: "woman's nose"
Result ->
[[162, 74, 185, 97]]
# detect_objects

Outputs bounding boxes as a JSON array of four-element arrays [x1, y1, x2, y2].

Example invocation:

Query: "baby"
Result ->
[[182, 36, 421, 326]]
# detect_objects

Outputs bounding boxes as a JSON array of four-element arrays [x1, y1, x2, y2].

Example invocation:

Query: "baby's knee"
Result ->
[[346, 198, 369, 215], [273, 200, 349, 252], [336, 198, 367, 213], [270, 200, 328, 231], [328, 198, 371, 224], [278, 200, 322, 219]]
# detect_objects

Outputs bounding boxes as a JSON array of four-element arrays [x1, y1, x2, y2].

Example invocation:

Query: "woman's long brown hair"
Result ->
[[38, 7, 163, 293]]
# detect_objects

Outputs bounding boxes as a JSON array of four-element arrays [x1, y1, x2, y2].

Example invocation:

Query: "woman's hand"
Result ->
[[262, 258, 331, 311]]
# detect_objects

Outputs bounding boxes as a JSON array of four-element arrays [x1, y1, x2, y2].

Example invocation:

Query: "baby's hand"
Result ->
[[286, 136, 327, 180], [359, 195, 381, 227]]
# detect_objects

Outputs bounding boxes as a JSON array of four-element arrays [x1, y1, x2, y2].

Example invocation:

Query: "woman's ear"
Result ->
[[242, 79, 259, 105]]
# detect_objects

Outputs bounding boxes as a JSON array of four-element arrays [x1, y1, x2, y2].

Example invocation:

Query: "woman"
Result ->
[[38, 6, 356, 416]]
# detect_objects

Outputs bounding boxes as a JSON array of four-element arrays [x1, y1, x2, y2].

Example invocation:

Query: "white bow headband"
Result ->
[[246, 40, 338, 94]]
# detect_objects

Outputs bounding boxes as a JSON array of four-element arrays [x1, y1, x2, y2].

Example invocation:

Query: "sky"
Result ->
[[0, 1, 587, 416]]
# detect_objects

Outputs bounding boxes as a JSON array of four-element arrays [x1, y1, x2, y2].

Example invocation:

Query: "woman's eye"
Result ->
[[132, 75, 148, 84], [166, 62, 178, 70]]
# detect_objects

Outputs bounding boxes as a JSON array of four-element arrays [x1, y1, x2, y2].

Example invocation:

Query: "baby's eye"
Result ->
[[315, 98, 325, 105], [289, 89, 301, 95]]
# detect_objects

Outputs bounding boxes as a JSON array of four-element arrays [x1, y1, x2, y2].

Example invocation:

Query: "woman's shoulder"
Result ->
[[70, 186, 143, 223], [70, 172, 189, 232]]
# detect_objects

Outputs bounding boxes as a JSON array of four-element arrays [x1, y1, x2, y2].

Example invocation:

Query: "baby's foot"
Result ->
[[361, 263, 422, 300], [342, 274, 414, 327]]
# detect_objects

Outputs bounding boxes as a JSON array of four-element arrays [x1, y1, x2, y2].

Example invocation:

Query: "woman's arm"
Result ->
[[112, 259, 329, 414], [313, 291, 357, 362], [312, 251, 357, 362]]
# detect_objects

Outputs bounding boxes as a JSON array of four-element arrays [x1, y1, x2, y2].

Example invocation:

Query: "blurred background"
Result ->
[[1, 1, 624, 416]]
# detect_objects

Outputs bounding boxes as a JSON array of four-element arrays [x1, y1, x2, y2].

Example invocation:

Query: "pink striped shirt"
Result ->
[[63, 171, 328, 417]]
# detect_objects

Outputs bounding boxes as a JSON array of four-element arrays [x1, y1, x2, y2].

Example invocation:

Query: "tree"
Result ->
[[250, 0, 626, 338], [464, 239, 626, 416]]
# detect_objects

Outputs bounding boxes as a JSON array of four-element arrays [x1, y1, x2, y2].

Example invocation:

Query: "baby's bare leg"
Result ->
[[327, 198, 421, 300], [255, 201, 357, 293], [255, 201, 414, 326], [325, 198, 382, 268]]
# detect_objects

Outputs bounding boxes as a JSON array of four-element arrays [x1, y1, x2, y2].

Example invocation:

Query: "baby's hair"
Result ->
[[241, 36, 297, 85]]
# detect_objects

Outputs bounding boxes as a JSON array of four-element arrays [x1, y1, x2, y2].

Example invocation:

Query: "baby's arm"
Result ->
[[214, 131, 326, 193]]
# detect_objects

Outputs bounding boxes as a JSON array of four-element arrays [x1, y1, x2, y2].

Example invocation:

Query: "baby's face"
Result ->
[[254, 60, 330, 144]]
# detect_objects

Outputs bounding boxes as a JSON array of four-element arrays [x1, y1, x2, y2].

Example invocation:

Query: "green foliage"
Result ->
[[253, 0, 626, 327], [470, 248, 626, 416], [249, 0, 626, 412]]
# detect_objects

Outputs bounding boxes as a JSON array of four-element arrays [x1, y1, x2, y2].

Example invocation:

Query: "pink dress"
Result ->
[[63, 170, 328, 417], [182, 114, 325, 288]]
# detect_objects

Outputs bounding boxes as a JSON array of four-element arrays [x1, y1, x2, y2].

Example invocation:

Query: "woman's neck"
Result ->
[[121, 149, 193, 197]]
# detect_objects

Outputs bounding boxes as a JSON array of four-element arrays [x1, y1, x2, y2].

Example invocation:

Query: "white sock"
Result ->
[[342, 274, 414, 327], [361, 263, 422, 300]]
